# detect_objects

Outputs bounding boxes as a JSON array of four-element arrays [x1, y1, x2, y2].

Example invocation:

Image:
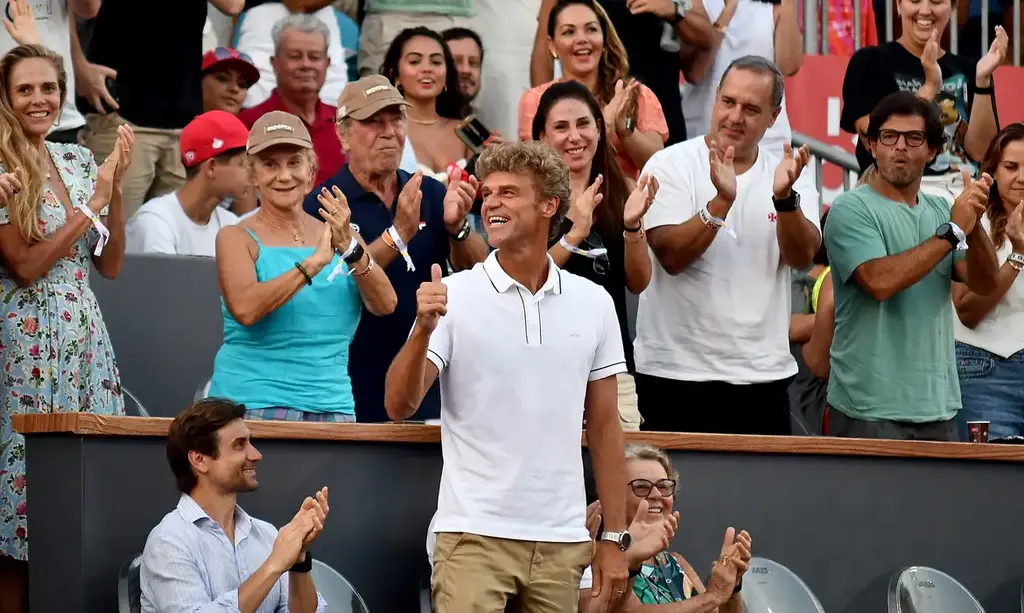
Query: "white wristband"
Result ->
[[77, 203, 109, 256], [387, 225, 416, 272], [1008, 252, 1024, 271], [699, 206, 736, 239], [327, 236, 359, 282], [559, 236, 608, 259]]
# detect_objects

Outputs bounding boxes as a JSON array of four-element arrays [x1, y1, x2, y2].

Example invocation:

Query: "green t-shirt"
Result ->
[[365, 0, 472, 16], [824, 185, 964, 423]]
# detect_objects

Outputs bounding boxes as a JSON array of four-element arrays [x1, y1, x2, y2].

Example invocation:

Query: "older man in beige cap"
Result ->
[[302, 75, 488, 424]]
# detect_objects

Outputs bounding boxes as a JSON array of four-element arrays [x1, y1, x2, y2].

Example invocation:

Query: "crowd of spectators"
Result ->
[[0, 0, 1023, 611]]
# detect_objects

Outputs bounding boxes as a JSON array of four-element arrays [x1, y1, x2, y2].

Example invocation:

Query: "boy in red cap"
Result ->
[[126, 111, 250, 257]]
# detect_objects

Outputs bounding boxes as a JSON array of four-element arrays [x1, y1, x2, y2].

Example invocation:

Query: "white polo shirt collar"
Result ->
[[481, 250, 563, 296]]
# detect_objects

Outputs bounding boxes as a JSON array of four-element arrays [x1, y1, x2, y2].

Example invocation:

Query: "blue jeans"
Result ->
[[955, 342, 1024, 441]]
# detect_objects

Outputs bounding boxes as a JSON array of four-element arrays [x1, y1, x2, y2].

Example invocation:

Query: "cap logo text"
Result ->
[[265, 124, 294, 133], [364, 85, 390, 96]]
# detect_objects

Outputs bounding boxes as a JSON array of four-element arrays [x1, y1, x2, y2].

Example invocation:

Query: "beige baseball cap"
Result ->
[[336, 74, 410, 121], [246, 111, 313, 155]]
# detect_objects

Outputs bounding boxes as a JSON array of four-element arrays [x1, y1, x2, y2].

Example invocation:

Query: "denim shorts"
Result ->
[[955, 341, 1024, 441]]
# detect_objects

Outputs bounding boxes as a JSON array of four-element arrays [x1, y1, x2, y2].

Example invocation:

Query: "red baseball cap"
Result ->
[[201, 46, 260, 87], [180, 111, 250, 168]]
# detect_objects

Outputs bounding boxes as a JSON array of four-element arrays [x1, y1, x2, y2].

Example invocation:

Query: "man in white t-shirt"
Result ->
[[126, 111, 248, 257], [636, 55, 821, 435], [385, 141, 631, 613]]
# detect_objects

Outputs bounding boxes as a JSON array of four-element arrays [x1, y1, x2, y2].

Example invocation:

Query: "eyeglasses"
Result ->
[[581, 231, 609, 276], [212, 46, 254, 65], [877, 129, 926, 148], [628, 478, 676, 498]]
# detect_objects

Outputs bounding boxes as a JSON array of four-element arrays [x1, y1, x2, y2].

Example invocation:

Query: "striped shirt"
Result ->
[[365, 0, 472, 16], [140, 494, 326, 613]]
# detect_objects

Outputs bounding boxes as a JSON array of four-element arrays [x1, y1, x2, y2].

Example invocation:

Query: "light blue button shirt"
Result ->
[[140, 494, 326, 613]]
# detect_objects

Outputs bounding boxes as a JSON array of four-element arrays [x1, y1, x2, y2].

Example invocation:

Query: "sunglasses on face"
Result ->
[[629, 478, 676, 498]]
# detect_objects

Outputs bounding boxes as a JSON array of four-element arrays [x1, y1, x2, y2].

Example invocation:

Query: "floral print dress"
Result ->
[[0, 142, 124, 561]]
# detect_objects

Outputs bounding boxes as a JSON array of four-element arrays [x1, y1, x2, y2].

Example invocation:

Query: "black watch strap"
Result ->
[[448, 218, 471, 241], [733, 577, 743, 594], [772, 191, 799, 213], [289, 552, 313, 573], [342, 241, 365, 265]]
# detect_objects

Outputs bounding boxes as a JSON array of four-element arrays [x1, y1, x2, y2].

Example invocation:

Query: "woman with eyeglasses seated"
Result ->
[[581, 445, 752, 612], [534, 80, 656, 429]]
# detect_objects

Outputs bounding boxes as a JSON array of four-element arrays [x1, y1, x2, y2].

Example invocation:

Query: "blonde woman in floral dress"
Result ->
[[0, 44, 133, 611]]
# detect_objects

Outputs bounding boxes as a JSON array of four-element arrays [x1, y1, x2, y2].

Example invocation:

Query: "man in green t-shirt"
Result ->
[[824, 91, 1000, 441]]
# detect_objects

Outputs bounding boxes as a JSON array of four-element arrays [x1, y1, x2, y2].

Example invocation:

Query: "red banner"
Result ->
[[784, 55, 1024, 193]]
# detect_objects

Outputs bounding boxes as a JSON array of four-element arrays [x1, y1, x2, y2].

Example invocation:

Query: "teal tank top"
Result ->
[[208, 228, 362, 414]]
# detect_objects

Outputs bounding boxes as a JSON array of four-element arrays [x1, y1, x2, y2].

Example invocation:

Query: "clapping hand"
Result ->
[[921, 30, 943, 91], [623, 173, 660, 229], [3, 0, 40, 46], [708, 141, 737, 203], [626, 0, 677, 19], [568, 174, 603, 240], [976, 26, 1008, 83], [443, 166, 479, 233], [603, 79, 640, 138], [111, 125, 135, 192], [0, 172, 22, 207], [773, 143, 811, 200], [626, 499, 679, 563], [951, 170, 992, 235], [415, 264, 447, 333], [269, 508, 318, 574], [1005, 200, 1024, 252], [298, 487, 329, 550], [395, 171, 424, 243], [706, 527, 751, 605], [318, 186, 354, 251]]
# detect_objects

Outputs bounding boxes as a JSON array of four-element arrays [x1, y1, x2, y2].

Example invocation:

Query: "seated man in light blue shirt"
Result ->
[[141, 398, 329, 613]]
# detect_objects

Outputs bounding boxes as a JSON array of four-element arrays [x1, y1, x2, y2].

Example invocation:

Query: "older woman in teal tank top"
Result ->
[[209, 111, 397, 421]]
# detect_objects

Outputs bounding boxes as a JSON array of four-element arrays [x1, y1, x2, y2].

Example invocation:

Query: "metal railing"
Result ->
[[804, 0, 1022, 65], [792, 131, 860, 209]]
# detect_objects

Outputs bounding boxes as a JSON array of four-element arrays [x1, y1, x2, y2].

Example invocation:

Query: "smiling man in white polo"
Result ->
[[384, 141, 631, 612]]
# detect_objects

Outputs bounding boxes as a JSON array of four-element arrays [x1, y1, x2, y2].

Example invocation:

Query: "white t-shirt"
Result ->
[[126, 192, 239, 257], [635, 136, 820, 383], [426, 252, 626, 543], [0, 0, 84, 131], [954, 215, 1024, 358], [680, 0, 790, 157]]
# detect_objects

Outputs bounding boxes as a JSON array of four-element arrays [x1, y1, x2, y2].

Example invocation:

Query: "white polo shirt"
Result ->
[[426, 251, 626, 543], [635, 136, 820, 383]]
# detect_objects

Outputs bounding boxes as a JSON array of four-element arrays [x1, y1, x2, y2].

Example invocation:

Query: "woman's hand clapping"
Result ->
[[623, 173, 659, 229], [90, 125, 134, 214], [317, 185, 354, 252]]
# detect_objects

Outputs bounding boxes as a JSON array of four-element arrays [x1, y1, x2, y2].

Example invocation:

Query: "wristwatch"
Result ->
[[772, 190, 800, 213], [599, 530, 632, 551], [448, 218, 471, 241], [935, 222, 965, 249], [289, 552, 312, 574], [670, 0, 691, 24]]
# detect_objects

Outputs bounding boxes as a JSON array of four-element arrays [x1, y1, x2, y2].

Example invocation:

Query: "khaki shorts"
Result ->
[[432, 532, 591, 613], [617, 373, 643, 432]]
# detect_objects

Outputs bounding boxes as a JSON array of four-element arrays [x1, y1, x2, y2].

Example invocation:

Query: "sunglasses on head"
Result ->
[[212, 47, 254, 65]]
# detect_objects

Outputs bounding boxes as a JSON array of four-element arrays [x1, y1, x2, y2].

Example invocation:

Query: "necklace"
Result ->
[[258, 210, 303, 242], [410, 117, 441, 126]]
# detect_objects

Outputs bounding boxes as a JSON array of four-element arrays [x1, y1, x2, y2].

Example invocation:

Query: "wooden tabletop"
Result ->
[[14, 413, 1024, 463]]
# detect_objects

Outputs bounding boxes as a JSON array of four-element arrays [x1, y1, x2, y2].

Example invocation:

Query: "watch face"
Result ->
[[621, 531, 632, 550]]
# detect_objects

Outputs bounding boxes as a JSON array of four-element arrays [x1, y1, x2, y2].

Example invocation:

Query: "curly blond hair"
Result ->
[[0, 45, 68, 243], [475, 141, 571, 242]]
